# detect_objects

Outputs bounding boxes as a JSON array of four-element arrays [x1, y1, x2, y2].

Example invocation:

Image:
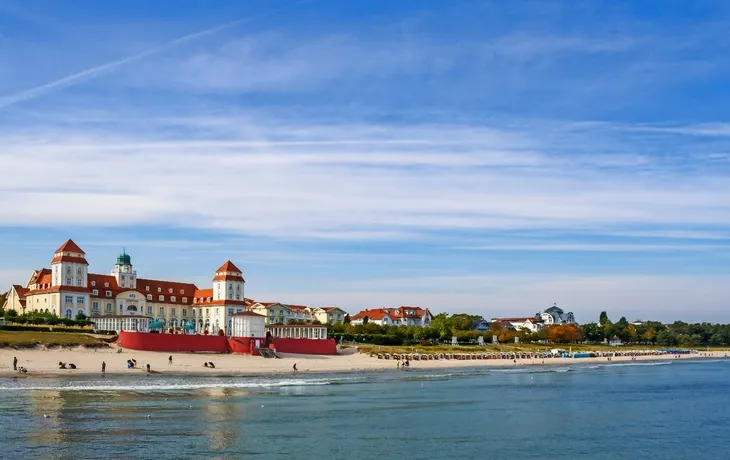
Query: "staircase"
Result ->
[[256, 348, 280, 359]]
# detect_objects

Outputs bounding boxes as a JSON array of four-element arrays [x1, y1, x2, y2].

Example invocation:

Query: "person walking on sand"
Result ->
[[397, 360, 400, 370], [293, 363, 298, 375], [101, 361, 106, 375], [13, 356, 18, 371], [168, 355, 173, 365], [146, 364, 151, 373]]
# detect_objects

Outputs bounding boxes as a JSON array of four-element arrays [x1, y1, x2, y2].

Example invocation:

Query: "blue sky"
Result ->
[[2, 0, 730, 322]]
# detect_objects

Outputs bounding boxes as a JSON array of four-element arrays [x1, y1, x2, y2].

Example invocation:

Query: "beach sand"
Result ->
[[0, 346, 726, 378]]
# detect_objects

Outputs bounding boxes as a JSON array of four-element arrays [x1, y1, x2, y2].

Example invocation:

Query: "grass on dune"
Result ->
[[0, 331, 110, 349]]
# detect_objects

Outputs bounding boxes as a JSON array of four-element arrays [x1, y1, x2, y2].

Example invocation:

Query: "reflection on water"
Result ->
[[27, 391, 66, 447], [202, 387, 240, 451], [2, 362, 729, 460]]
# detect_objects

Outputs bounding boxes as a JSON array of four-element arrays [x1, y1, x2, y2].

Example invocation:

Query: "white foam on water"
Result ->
[[1, 379, 332, 392]]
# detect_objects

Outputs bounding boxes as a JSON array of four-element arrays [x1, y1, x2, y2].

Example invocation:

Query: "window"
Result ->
[[106, 303, 112, 313], [121, 283, 125, 288], [171, 308, 176, 317], [236, 294, 240, 300], [104, 282, 109, 287], [228, 308, 234, 315], [159, 295, 164, 301], [91, 281, 96, 287], [180, 289, 184, 294], [64, 295, 73, 304], [157, 287, 161, 293], [106, 291, 112, 297], [182, 297, 187, 303], [92, 302, 99, 312], [147, 306, 152, 315], [146, 286, 150, 292], [92, 289, 98, 296], [77, 278, 82, 286], [171, 296, 176, 302], [129, 294, 136, 299], [168, 288, 173, 294], [147, 294, 152, 300], [159, 307, 164, 316], [77, 296, 84, 304], [121, 274, 125, 281], [182, 309, 187, 317], [66, 278, 72, 285]]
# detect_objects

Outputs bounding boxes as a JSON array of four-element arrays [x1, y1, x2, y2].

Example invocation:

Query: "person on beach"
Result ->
[[101, 361, 106, 374], [397, 360, 400, 370], [146, 364, 151, 373], [13, 356, 18, 371], [168, 356, 173, 365], [293, 363, 298, 374]]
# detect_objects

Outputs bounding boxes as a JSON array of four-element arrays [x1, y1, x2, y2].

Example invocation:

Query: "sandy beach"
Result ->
[[0, 346, 726, 378]]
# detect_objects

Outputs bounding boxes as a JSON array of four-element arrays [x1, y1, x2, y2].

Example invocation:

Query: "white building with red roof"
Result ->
[[490, 316, 541, 333], [350, 306, 433, 327], [4, 239, 251, 334]]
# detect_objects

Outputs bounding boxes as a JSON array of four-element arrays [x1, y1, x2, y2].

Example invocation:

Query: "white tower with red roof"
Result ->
[[213, 261, 245, 301], [51, 239, 89, 288]]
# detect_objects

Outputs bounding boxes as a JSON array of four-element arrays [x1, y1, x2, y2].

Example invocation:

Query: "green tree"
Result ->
[[5, 309, 18, 319], [75, 311, 87, 321], [362, 316, 369, 325], [343, 314, 351, 324], [581, 322, 605, 342], [599, 311, 609, 326]]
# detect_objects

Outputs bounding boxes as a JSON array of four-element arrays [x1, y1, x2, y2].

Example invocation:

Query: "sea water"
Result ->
[[1, 360, 729, 459]]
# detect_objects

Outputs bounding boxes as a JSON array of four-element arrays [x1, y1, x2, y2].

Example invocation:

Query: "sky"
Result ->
[[2, 0, 730, 322]]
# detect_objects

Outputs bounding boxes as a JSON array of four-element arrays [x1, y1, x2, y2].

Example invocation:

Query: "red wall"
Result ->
[[118, 332, 337, 355], [228, 337, 265, 354], [118, 332, 229, 353], [272, 338, 338, 355]]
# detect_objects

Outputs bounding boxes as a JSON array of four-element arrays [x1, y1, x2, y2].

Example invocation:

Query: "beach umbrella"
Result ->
[[149, 320, 163, 330]]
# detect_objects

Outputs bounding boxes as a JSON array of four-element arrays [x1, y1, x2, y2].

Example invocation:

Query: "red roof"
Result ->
[[51, 255, 88, 265], [216, 260, 242, 273], [232, 311, 265, 317], [212, 273, 245, 282], [55, 239, 85, 254], [137, 278, 197, 304], [351, 306, 430, 321], [193, 288, 213, 299], [492, 317, 535, 323], [13, 285, 29, 297]]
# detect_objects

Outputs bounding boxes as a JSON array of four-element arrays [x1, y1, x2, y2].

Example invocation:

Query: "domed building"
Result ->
[[6, 239, 250, 334]]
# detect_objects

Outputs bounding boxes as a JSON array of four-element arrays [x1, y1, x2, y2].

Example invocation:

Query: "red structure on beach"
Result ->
[[117, 332, 337, 355]]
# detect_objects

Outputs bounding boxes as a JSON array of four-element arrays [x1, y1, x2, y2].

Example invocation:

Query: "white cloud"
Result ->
[[2, 117, 730, 239]]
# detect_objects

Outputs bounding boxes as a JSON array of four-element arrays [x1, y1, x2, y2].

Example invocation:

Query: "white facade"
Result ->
[[266, 325, 328, 339], [92, 315, 151, 333], [231, 312, 266, 337]]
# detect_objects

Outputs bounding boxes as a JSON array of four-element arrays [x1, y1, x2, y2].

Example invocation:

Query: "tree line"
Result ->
[[326, 312, 730, 347]]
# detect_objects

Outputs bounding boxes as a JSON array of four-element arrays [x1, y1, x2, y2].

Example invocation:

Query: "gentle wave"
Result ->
[[0, 379, 333, 392]]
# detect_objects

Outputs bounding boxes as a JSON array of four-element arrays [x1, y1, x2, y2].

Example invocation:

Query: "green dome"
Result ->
[[117, 251, 131, 266]]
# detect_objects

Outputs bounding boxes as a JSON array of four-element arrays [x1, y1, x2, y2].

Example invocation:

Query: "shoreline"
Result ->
[[1, 347, 727, 379]]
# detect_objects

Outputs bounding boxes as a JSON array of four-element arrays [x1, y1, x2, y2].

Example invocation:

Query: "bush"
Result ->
[[0, 325, 105, 333], [371, 334, 403, 346]]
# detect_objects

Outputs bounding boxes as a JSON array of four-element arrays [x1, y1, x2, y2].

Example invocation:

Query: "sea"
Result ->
[[1, 359, 729, 459]]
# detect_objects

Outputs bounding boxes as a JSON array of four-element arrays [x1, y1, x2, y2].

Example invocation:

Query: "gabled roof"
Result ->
[[12, 284, 29, 297], [55, 239, 85, 254], [216, 260, 242, 273]]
